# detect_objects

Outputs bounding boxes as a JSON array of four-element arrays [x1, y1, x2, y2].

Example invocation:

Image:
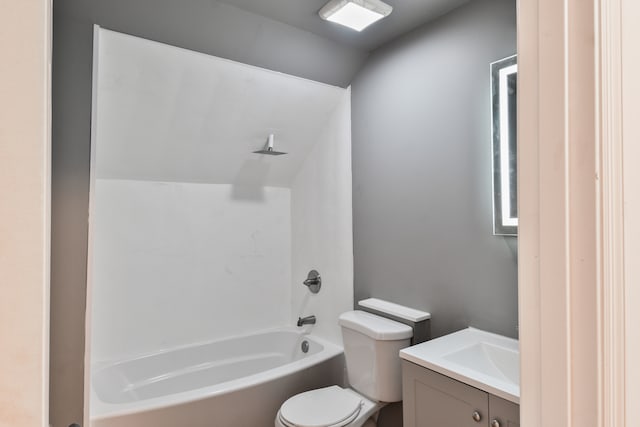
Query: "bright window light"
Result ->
[[319, 0, 393, 32]]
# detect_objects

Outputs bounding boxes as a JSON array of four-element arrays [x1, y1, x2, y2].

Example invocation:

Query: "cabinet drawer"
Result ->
[[489, 394, 520, 427]]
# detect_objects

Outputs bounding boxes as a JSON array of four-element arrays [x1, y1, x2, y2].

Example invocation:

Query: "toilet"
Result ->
[[275, 309, 415, 427]]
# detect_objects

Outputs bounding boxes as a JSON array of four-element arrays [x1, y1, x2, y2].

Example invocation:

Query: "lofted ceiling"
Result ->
[[218, 0, 471, 51]]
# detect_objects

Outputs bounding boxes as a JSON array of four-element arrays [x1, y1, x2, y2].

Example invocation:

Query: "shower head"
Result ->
[[253, 147, 287, 155], [253, 134, 287, 156]]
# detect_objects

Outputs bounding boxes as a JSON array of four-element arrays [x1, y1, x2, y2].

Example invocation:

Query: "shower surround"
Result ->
[[88, 27, 353, 424]]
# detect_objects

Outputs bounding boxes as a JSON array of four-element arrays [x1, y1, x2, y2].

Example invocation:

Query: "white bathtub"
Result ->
[[91, 328, 344, 427]]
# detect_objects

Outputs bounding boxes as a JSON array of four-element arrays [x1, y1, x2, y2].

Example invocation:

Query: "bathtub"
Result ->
[[91, 328, 344, 427]]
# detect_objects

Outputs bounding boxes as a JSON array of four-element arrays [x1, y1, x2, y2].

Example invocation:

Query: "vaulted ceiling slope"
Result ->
[[218, 0, 470, 52], [56, 0, 469, 87]]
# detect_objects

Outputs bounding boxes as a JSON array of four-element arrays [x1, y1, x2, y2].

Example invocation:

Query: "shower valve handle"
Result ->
[[303, 277, 320, 286], [303, 270, 321, 294]]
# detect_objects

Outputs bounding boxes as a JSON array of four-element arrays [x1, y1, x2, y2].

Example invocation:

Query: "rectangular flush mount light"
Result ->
[[319, 0, 393, 32]]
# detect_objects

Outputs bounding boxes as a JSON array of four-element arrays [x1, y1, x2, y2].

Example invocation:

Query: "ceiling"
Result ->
[[217, 0, 471, 51], [57, 0, 473, 89]]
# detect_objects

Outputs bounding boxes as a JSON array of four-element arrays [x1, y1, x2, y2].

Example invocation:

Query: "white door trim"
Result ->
[[0, 0, 51, 425], [597, 0, 626, 425], [620, 0, 640, 423]]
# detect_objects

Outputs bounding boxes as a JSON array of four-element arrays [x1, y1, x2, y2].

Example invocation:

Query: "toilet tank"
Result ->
[[338, 311, 413, 402]]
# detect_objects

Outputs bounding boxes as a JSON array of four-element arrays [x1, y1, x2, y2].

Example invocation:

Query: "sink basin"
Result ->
[[443, 341, 519, 385], [400, 328, 520, 403]]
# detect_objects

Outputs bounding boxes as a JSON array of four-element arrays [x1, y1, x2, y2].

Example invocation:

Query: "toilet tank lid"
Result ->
[[358, 298, 431, 322], [339, 310, 413, 340]]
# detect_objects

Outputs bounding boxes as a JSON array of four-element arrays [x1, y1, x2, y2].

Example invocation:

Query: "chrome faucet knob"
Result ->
[[303, 270, 321, 294]]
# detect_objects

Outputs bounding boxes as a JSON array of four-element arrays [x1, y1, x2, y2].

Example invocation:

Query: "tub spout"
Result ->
[[297, 315, 316, 327]]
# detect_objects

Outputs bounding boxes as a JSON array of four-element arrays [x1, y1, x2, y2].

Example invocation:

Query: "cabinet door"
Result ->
[[488, 395, 520, 427], [402, 361, 489, 427]]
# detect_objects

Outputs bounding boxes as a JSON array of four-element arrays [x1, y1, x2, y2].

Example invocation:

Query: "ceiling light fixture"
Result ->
[[319, 0, 393, 32]]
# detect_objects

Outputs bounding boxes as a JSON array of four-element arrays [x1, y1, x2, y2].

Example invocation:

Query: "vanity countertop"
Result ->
[[400, 327, 520, 403]]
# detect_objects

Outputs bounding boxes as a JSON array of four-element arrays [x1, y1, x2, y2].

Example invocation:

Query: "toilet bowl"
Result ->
[[275, 307, 416, 427], [274, 386, 381, 427]]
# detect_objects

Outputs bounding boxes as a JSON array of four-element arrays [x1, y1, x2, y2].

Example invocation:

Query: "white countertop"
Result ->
[[400, 327, 520, 404]]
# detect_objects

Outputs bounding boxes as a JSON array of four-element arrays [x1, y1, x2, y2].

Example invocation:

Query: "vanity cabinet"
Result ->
[[402, 360, 520, 427]]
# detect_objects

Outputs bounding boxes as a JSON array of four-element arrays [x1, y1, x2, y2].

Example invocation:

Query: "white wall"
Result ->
[[291, 91, 354, 345], [89, 28, 353, 364], [91, 180, 291, 362], [93, 28, 346, 187]]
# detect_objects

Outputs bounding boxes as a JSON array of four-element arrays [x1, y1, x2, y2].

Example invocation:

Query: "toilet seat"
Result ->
[[279, 386, 363, 427]]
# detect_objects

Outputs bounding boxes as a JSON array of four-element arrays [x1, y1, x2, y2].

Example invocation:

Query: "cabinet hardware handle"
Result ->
[[472, 411, 482, 422], [491, 419, 501, 427]]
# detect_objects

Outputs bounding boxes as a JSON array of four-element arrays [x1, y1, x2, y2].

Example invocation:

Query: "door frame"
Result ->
[[0, 0, 51, 426], [518, 0, 636, 425], [29, 0, 636, 425]]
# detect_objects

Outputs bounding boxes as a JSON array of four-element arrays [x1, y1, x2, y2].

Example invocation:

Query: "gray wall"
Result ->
[[352, 0, 518, 341], [51, 1, 368, 426], [51, 4, 93, 426]]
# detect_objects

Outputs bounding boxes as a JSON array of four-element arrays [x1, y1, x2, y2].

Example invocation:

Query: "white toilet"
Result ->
[[275, 310, 414, 427]]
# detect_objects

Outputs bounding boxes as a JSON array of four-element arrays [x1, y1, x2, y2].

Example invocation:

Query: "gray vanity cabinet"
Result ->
[[402, 361, 520, 427]]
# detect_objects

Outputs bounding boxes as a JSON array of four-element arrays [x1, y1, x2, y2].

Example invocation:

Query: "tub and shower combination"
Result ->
[[89, 27, 354, 427], [91, 328, 343, 427]]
